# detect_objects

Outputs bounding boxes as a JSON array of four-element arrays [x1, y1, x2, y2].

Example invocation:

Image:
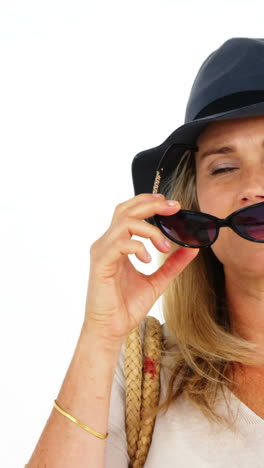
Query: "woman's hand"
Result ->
[[83, 193, 199, 346]]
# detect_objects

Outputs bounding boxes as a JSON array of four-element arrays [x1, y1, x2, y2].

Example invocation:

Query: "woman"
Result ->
[[25, 37, 264, 467]]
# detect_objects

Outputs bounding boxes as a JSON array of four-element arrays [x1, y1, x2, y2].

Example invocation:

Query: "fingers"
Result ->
[[90, 193, 182, 271], [118, 217, 176, 254], [112, 193, 181, 224], [147, 245, 200, 298], [114, 238, 153, 263], [114, 193, 164, 213], [91, 232, 165, 268]]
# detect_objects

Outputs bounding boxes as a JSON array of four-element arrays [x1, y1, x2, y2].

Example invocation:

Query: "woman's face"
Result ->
[[195, 115, 264, 276]]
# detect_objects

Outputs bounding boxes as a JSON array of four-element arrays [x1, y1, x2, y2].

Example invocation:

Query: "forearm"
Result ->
[[26, 324, 124, 468]]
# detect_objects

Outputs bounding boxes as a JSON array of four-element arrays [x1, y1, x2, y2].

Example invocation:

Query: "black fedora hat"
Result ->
[[131, 37, 264, 226]]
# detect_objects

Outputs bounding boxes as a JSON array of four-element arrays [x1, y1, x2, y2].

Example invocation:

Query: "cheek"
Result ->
[[209, 231, 250, 270], [211, 235, 264, 273], [210, 228, 264, 265], [196, 176, 232, 216], [197, 188, 223, 214], [195, 176, 219, 211], [210, 230, 232, 264]]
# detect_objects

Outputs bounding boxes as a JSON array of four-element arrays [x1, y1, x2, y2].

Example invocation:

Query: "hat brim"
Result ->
[[132, 100, 264, 225]]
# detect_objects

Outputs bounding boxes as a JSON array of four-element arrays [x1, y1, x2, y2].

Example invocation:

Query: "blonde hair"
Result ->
[[142, 147, 264, 434]]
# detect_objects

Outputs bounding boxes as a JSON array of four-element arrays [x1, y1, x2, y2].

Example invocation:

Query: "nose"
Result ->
[[241, 193, 264, 204], [239, 167, 264, 206]]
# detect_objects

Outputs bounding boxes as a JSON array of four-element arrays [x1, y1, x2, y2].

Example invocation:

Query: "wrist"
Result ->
[[80, 320, 125, 354]]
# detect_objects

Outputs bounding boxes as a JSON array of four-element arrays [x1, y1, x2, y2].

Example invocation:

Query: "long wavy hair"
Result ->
[[143, 147, 264, 434]]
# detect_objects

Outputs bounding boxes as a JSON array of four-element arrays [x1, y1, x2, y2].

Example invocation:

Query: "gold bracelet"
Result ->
[[53, 400, 109, 439]]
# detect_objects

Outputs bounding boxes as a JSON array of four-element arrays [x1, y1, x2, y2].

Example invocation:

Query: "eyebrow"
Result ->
[[199, 140, 264, 161], [199, 145, 237, 161]]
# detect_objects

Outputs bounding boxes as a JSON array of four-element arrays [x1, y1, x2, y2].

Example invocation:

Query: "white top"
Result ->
[[105, 319, 264, 467]]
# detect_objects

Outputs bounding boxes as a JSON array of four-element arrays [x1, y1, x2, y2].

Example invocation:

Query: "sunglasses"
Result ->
[[152, 143, 264, 248]]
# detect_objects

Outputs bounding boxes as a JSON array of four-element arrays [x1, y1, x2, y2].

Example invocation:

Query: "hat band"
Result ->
[[194, 90, 264, 120]]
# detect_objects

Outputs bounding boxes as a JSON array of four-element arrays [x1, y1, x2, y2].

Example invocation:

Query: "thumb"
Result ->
[[148, 246, 200, 297]]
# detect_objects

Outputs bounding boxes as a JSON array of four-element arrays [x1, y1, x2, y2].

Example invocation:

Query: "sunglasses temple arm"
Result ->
[[152, 143, 199, 194]]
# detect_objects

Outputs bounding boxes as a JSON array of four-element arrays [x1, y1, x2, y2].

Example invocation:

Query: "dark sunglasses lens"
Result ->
[[232, 204, 264, 240], [157, 211, 217, 246]]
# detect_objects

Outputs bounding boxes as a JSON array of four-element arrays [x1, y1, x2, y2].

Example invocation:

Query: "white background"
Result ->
[[0, 1, 263, 466]]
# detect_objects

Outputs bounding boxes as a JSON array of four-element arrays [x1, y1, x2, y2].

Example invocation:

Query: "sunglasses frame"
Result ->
[[152, 143, 264, 248]]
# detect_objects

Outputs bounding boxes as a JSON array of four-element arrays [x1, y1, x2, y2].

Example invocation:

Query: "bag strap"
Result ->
[[124, 316, 162, 468]]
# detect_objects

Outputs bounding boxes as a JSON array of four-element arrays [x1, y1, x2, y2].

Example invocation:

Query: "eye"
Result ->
[[211, 167, 238, 176]]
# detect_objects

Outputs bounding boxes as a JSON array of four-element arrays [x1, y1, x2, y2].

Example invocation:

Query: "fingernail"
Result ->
[[164, 240, 172, 248], [145, 252, 152, 261], [167, 200, 179, 206]]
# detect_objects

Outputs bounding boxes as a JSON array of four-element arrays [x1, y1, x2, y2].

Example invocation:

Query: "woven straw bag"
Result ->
[[124, 315, 163, 468]]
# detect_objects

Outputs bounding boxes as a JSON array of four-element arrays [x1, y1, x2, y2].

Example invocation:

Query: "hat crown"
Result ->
[[184, 37, 264, 123]]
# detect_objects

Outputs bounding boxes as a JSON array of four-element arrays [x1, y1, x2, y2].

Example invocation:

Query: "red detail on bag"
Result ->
[[144, 355, 157, 379]]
